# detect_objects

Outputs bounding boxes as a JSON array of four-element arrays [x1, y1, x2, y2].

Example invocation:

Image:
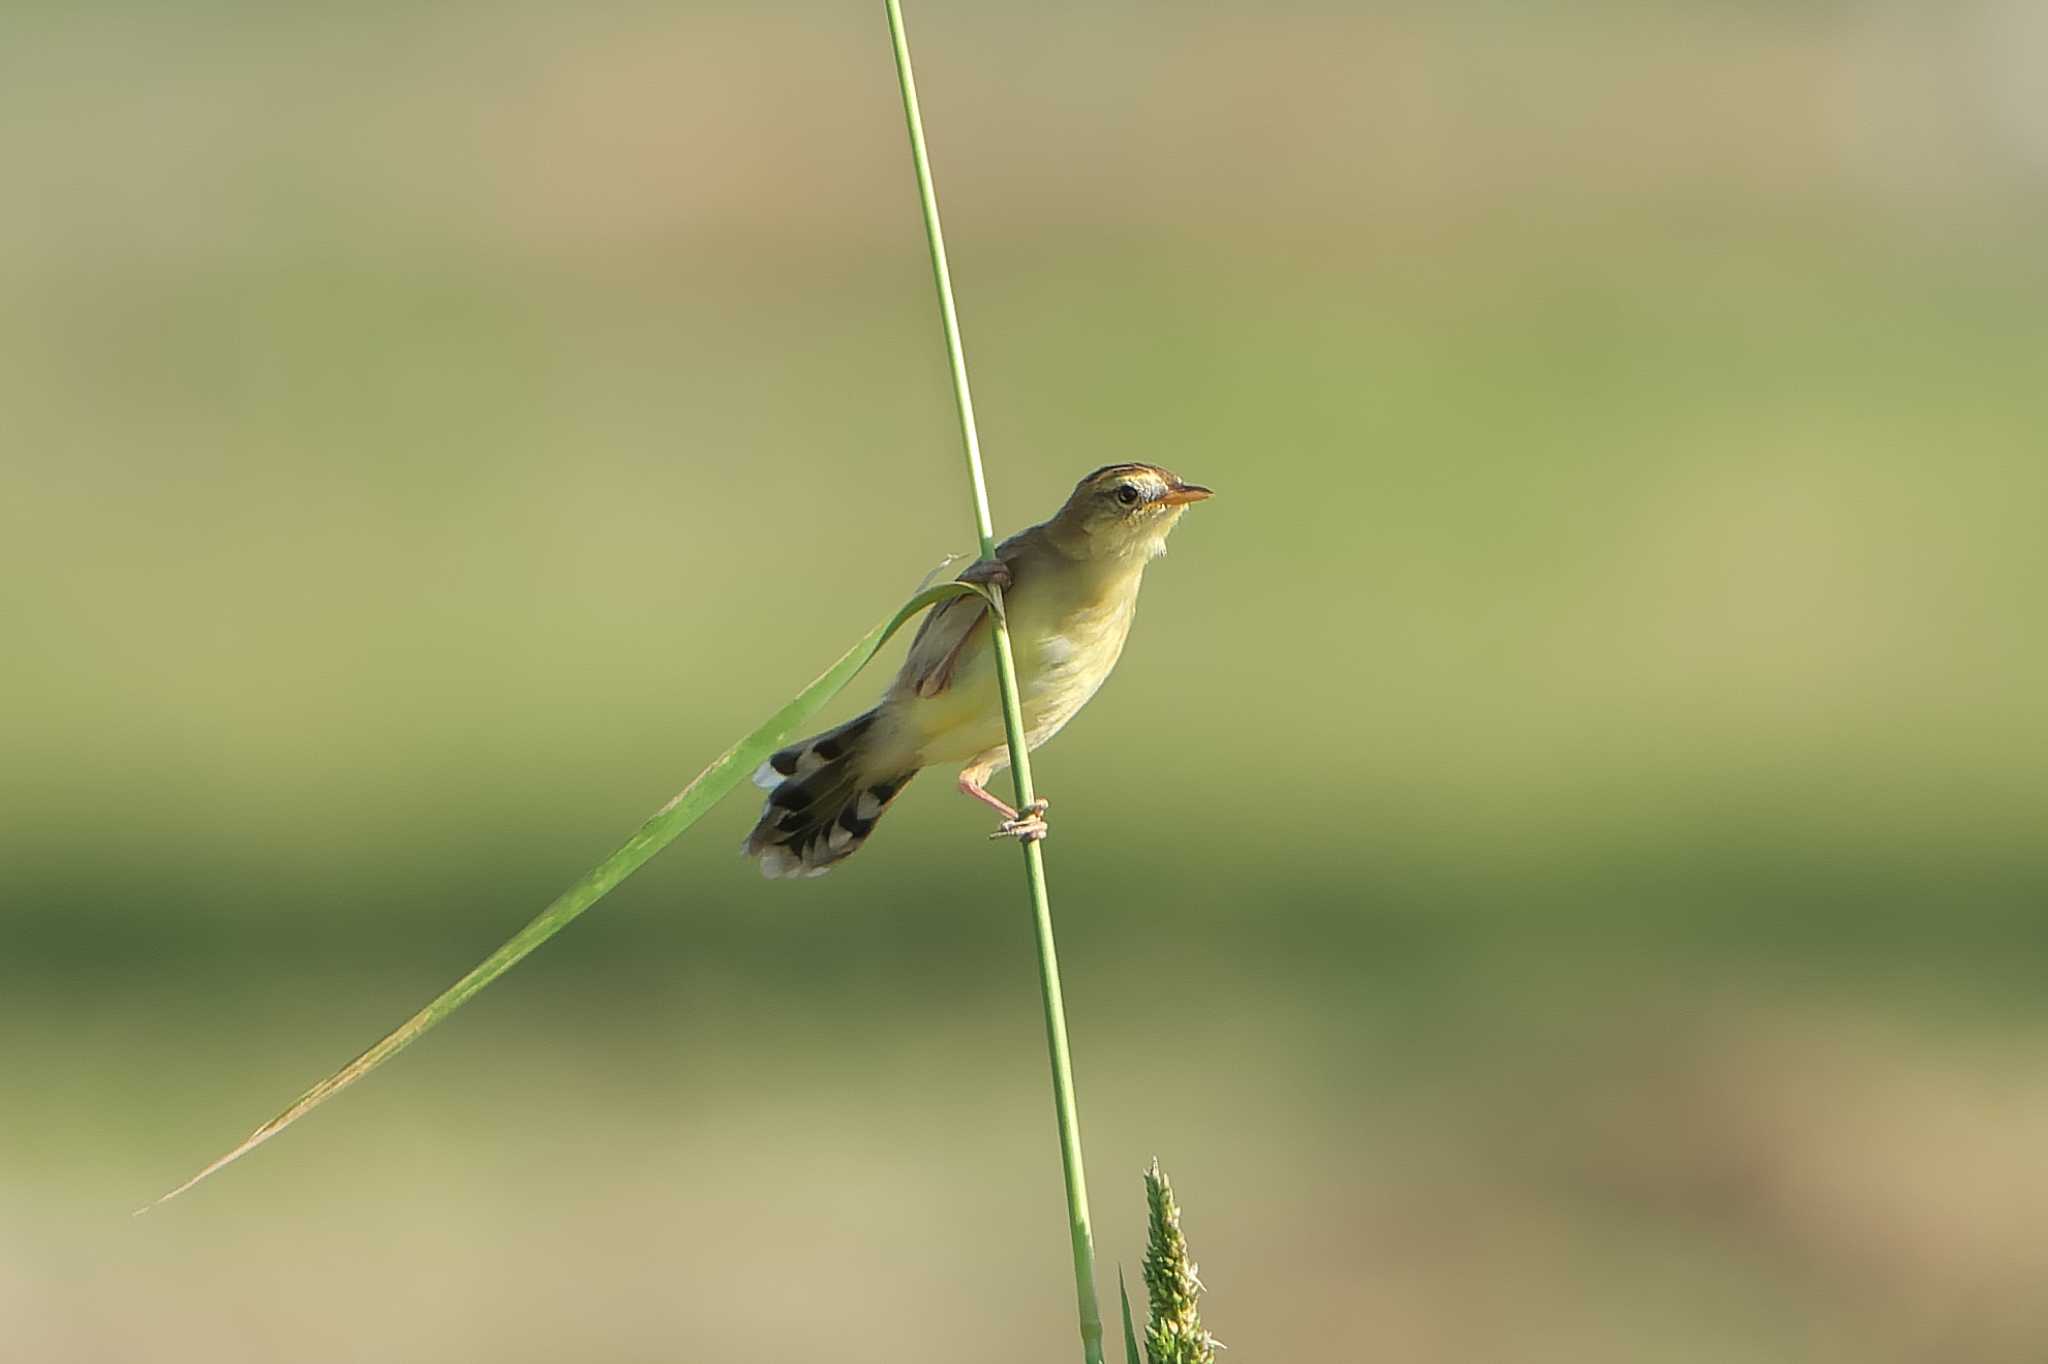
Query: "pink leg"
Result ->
[[957, 768, 1050, 842], [957, 769, 1020, 821]]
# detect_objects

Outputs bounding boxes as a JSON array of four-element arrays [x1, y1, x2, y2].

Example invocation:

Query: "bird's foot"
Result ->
[[989, 798, 1050, 843], [958, 557, 1014, 591]]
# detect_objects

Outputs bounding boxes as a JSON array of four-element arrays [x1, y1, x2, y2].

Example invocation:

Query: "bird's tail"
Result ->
[[742, 710, 918, 878]]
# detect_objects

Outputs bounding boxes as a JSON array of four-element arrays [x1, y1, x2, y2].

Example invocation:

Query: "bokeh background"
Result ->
[[5, 2, 2046, 1359]]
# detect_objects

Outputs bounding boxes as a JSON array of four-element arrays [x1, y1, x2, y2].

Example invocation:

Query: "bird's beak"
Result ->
[[1158, 482, 1213, 506]]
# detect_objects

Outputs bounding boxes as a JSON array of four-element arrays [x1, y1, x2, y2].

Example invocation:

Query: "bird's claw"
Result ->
[[989, 798, 1050, 843], [959, 558, 1014, 591]]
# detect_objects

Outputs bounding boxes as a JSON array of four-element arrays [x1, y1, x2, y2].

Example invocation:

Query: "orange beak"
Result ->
[[1158, 482, 1214, 506]]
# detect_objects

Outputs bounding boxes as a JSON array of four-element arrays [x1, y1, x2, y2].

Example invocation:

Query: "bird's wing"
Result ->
[[899, 531, 1033, 699]]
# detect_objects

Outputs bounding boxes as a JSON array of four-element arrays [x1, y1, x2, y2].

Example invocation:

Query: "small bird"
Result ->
[[744, 463, 1212, 877]]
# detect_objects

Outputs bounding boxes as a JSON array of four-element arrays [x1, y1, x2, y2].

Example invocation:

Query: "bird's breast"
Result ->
[[1011, 577, 1138, 740], [892, 557, 1147, 768]]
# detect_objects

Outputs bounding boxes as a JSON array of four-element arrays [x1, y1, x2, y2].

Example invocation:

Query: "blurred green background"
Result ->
[[5, 2, 2045, 1359]]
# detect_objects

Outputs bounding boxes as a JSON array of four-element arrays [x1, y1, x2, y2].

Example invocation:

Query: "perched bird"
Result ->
[[744, 463, 1212, 878]]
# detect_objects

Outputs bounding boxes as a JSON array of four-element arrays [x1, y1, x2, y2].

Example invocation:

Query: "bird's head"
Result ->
[[1053, 463, 1213, 559]]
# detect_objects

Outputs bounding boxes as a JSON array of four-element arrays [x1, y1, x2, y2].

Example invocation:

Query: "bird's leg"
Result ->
[[956, 768, 1050, 843], [956, 770, 1019, 821]]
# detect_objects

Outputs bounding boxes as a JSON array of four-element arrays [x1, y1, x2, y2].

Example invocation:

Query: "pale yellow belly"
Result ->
[[894, 577, 1136, 771]]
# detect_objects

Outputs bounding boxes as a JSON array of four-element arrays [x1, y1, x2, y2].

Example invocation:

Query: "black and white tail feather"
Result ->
[[743, 710, 918, 878]]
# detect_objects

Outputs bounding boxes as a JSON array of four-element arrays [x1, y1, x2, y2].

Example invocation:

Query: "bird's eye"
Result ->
[[1115, 484, 1141, 506]]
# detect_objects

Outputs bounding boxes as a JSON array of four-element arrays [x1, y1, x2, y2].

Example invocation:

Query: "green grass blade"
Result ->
[[1119, 1268, 1144, 1364], [142, 579, 989, 1213], [885, 3, 1103, 1358]]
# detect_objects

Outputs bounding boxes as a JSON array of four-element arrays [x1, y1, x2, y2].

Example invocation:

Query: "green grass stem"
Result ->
[[883, 3, 1105, 1359]]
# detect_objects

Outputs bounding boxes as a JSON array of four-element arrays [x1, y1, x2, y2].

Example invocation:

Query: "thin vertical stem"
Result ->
[[882, 4, 1104, 1361]]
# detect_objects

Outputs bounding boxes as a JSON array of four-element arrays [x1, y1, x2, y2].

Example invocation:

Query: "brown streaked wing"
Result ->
[[899, 529, 1034, 698], [903, 597, 988, 698]]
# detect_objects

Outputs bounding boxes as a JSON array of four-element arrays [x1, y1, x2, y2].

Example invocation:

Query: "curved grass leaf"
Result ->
[[142, 578, 991, 1212]]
